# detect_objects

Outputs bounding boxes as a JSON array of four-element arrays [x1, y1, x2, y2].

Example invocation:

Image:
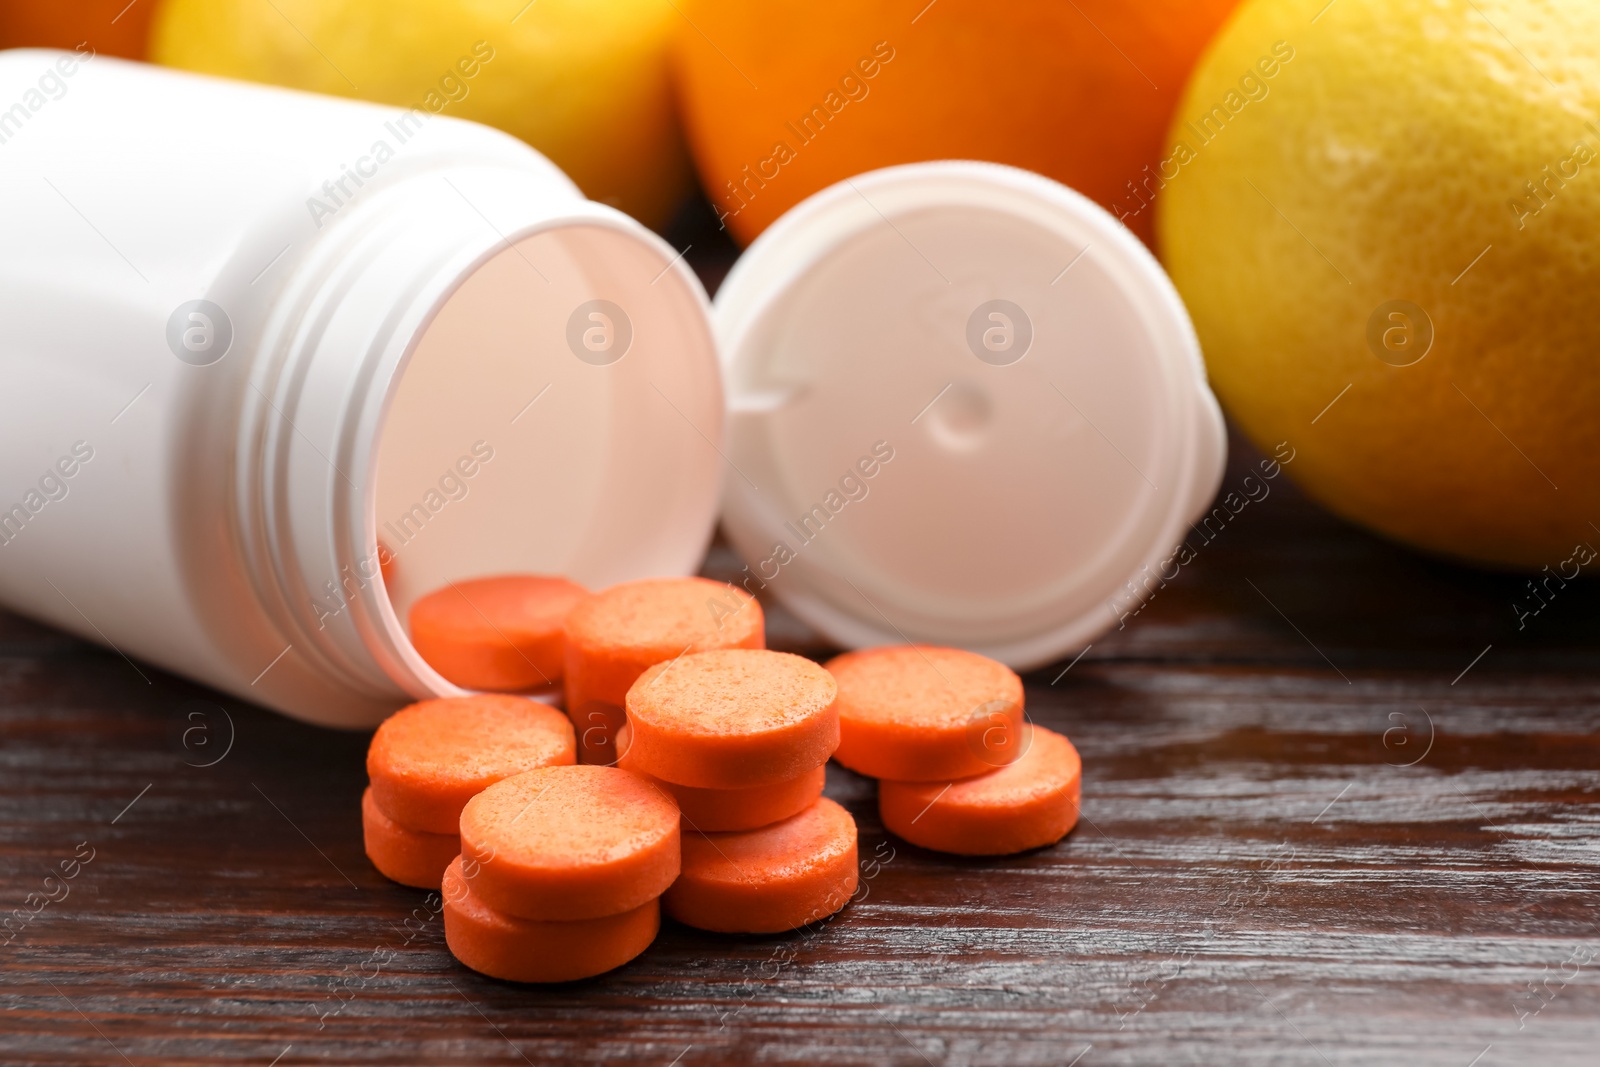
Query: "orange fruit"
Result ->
[[0, 0, 154, 59], [674, 0, 1241, 246]]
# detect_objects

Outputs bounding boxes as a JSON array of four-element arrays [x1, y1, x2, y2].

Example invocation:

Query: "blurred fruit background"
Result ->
[[150, 0, 692, 229], [673, 0, 1240, 247], [0, 0, 154, 58], [0, 0, 1593, 573], [1161, 0, 1599, 570]]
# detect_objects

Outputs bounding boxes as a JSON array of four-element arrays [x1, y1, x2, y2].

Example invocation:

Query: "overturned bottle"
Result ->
[[0, 50, 724, 726]]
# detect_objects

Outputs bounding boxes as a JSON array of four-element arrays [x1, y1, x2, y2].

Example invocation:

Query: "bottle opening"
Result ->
[[370, 222, 723, 695]]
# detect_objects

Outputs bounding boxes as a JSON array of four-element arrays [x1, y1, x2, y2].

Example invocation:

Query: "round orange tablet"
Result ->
[[879, 725, 1082, 856], [441, 857, 659, 983], [616, 723, 827, 832], [459, 765, 680, 920], [366, 695, 576, 834], [825, 646, 1025, 781], [410, 575, 589, 691], [563, 577, 764, 765], [362, 788, 460, 889], [625, 649, 837, 790], [663, 798, 859, 934]]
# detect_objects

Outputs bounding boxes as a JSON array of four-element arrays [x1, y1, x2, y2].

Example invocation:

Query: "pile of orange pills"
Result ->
[[361, 574, 1082, 982]]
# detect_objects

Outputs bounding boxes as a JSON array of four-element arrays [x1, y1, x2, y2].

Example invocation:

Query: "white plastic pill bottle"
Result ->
[[0, 50, 724, 726]]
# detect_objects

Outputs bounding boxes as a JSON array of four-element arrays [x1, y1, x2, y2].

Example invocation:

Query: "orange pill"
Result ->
[[366, 694, 576, 834], [879, 725, 1082, 856], [441, 857, 659, 983], [361, 788, 459, 890], [625, 649, 838, 789], [825, 645, 1025, 781], [664, 798, 859, 934], [459, 765, 680, 920], [616, 723, 827, 832], [376, 540, 398, 586], [410, 575, 589, 691], [563, 577, 764, 764]]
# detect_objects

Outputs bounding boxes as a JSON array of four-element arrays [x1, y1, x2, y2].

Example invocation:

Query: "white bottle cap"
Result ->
[[714, 161, 1226, 671]]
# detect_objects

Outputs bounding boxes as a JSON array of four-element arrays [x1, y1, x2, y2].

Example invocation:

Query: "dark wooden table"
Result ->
[[4, 214, 1599, 1066]]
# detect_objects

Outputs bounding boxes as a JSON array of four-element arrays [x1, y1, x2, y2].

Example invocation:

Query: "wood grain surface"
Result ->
[[2, 218, 1598, 1066]]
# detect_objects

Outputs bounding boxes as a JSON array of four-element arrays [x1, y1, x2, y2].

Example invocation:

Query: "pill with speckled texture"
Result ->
[[879, 725, 1081, 855], [825, 645, 1024, 781], [409, 575, 589, 691], [624, 649, 837, 790], [664, 798, 858, 933], [361, 787, 460, 889], [458, 765, 680, 920], [616, 722, 826, 832], [563, 577, 763, 765], [366, 694, 575, 834], [441, 856, 659, 983]]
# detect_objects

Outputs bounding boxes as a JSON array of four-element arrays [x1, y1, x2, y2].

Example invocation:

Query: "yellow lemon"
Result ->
[[151, 0, 691, 228], [1159, 0, 1600, 569]]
